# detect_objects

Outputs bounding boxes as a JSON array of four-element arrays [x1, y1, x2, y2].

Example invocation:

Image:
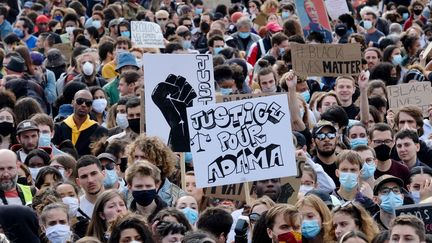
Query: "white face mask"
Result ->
[[135, 58, 143, 69], [92, 98, 107, 113], [116, 113, 129, 129], [82, 61, 94, 76], [46, 224, 72, 243], [62, 196, 79, 217], [29, 167, 42, 180], [65, 26, 75, 34]]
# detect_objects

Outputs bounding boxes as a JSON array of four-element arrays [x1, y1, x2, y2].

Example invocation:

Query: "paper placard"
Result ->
[[187, 94, 296, 188], [295, 0, 333, 43], [52, 43, 72, 65], [396, 203, 432, 234], [290, 43, 362, 77], [325, 0, 350, 20], [131, 21, 165, 48], [215, 92, 282, 103], [387, 83, 432, 117]]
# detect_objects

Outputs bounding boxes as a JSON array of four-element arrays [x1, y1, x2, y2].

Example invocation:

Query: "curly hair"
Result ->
[[127, 134, 176, 179], [32, 187, 62, 215]]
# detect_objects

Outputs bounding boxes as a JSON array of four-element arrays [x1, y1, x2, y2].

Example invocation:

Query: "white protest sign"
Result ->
[[325, 0, 350, 20], [144, 54, 216, 152], [131, 21, 165, 48], [187, 94, 297, 188]]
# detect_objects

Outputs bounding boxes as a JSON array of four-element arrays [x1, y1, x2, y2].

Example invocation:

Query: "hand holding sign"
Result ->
[[152, 74, 197, 152]]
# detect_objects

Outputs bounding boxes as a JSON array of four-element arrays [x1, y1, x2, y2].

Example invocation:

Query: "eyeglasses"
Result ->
[[75, 98, 93, 107], [103, 162, 116, 170], [249, 212, 261, 224], [315, 132, 336, 141], [157, 18, 168, 21], [379, 186, 401, 195], [372, 139, 393, 145]]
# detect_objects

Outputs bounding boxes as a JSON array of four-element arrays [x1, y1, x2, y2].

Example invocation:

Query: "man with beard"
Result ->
[[369, 123, 410, 185], [73, 51, 107, 88], [13, 120, 40, 162], [53, 90, 108, 157], [0, 149, 36, 205], [312, 120, 340, 186], [253, 178, 282, 202]]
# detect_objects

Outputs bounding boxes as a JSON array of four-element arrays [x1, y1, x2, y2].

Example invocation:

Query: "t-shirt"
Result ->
[[79, 195, 95, 218], [1, 190, 22, 205], [343, 103, 360, 120], [25, 35, 38, 50], [313, 156, 339, 187], [365, 30, 385, 45], [375, 160, 410, 186]]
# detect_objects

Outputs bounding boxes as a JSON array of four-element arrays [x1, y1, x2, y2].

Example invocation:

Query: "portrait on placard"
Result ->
[[295, 0, 333, 43]]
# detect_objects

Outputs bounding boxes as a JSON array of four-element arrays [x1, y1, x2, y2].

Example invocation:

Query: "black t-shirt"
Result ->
[[343, 103, 360, 119], [313, 156, 339, 187]]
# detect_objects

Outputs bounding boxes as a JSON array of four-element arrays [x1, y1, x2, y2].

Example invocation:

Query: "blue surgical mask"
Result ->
[[38, 132, 51, 147], [301, 219, 321, 239], [54, 15, 63, 22], [220, 88, 232, 95], [349, 137, 368, 149], [360, 161, 376, 180], [279, 47, 285, 57], [301, 91, 310, 103], [195, 8, 203, 15], [183, 40, 192, 49], [92, 20, 102, 29], [182, 207, 199, 225], [403, 13, 409, 20], [363, 20, 372, 30], [392, 54, 403, 66], [281, 11, 290, 19], [239, 32, 251, 39], [380, 191, 403, 214], [103, 169, 118, 188], [116, 113, 129, 129], [13, 28, 24, 38], [120, 31, 130, 38], [339, 172, 358, 191], [411, 190, 420, 204], [214, 47, 223, 55]]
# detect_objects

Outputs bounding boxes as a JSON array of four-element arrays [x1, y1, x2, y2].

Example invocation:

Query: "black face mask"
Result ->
[[17, 176, 29, 185], [200, 22, 210, 33], [0, 122, 14, 136], [120, 157, 128, 173], [47, 66, 66, 80], [374, 144, 392, 161], [387, 77, 399, 86], [413, 9, 423, 15], [128, 118, 140, 134], [132, 189, 157, 206]]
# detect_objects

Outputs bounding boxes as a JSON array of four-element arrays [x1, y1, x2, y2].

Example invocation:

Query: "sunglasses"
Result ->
[[75, 98, 93, 107], [249, 212, 261, 224], [315, 132, 336, 140], [157, 18, 168, 21]]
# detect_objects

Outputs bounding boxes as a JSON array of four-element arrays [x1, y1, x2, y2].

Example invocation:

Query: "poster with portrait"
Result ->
[[144, 54, 216, 152], [295, 0, 333, 43]]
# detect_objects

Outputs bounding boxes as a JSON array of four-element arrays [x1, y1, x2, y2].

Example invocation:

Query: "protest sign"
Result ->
[[131, 21, 165, 48], [396, 203, 432, 234], [52, 43, 72, 65], [144, 54, 215, 152], [216, 92, 282, 103], [187, 94, 296, 188], [295, 0, 333, 43], [325, 0, 350, 20], [290, 43, 362, 77], [387, 83, 432, 117]]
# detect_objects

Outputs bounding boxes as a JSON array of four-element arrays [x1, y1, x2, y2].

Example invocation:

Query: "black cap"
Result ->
[[6, 56, 25, 73], [16, 120, 39, 134], [305, 189, 334, 208]]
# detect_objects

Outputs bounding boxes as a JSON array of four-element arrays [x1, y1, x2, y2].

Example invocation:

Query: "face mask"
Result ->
[[65, 26, 75, 34], [214, 47, 223, 55], [17, 176, 29, 185], [392, 54, 403, 66], [128, 118, 141, 134], [135, 58, 143, 68], [374, 144, 392, 161], [182, 207, 199, 225], [299, 108, 305, 119], [29, 167, 42, 180], [92, 20, 102, 29], [279, 47, 285, 57], [403, 13, 409, 20], [277, 231, 302, 243], [195, 8, 203, 15], [301, 219, 321, 238], [363, 20, 372, 30], [82, 61, 94, 76], [54, 15, 63, 22], [104, 169, 119, 188], [339, 172, 358, 191], [120, 158, 128, 173], [411, 190, 420, 204], [132, 189, 157, 206], [220, 88, 232, 95], [59, 168, 66, 179], [299, 185, 314, 194], [46, 224, 72, 243], [38, 132, 52, 147], [0, 122, 14, 136], [62, 196, 79, 217], [360, 162, 376, 180], [261, 85, 277, 93], [92, 98, 107, 113], [116, 113, 129, 129], [388, 76, 398, 86], [349, 137, 368, 149], [239, 32, 251, 39], [121, 31, 130, 38], [183, 40, 192, 50], [282, 11, 290, 19], [380, 191, 403, 214], [13, 28, 24, 38], [301, 91, 310, 103], [413, 9, 423, 15]]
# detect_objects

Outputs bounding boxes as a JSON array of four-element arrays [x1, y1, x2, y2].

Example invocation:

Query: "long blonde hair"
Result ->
[[295, 194, 332, 240]]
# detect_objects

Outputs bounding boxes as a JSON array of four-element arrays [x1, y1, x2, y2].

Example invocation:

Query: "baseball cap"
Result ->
[[306, 189, 334, 208], [16, 120, 39, 134], [266, 22, 283, 33], [312, 120, 337, 137], [373, 175, 404, 195], [97, 153, 117, 163]]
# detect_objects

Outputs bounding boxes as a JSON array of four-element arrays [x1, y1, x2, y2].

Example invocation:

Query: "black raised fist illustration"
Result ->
[[152, 74, 197, 152]]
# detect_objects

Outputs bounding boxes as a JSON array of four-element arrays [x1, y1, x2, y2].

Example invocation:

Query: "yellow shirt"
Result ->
[[63, 115, 97, 145]]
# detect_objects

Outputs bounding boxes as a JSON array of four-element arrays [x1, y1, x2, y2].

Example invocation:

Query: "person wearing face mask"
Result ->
[[256, 66, 282, 93], [109, 97, 141, 142], [175, 195, 199, 225], [232, 17, 261, 55], [403, 1, 427, 31], [118, 20, 131, 39], [214, 64, 236, 95], [407, 166, 432, 205], [353, 145, 377, 191], [40, 202, 77, 243], [91, 11, 106, 37], [73, 52, 108, 88], [125, 161, 168, 222], [13, 16, 38, 49], [369, 123, 410, 185], [263, 32, 288, 60], [372, 175, 405, 230], [30, 113, 67, 157], [207, 35, 225, 55], [90, 87, 109, 127], [333, 150, 376, 214], [97, 152, 122, 190], [264, 204, 302, 243], [176, 26, 199, 54], [0, 107, 16, 149], [361, 11, 384, 46]]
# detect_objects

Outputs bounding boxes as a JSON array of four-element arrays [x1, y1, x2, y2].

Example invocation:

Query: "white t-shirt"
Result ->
[[79, 195, 95, 218]]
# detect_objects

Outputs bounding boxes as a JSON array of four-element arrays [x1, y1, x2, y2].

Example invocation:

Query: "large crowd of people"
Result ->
[[0, 0, 431, 242]]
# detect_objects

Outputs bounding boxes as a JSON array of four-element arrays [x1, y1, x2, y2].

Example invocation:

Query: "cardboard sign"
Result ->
[[52, 43, 72, 65], [131, 21, 165, 48], [187, 94, 296, 188], [387, 83, 432, 117], [295, 0, 333, 43], [215, 92, 282, 103], [144, 54, 216, 152], [290, 43, 362, 77], [325, 0, 350, 20], [395, 203, 432, 234]]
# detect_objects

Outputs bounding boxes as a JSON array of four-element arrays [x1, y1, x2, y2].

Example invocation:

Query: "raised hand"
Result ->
[[152, 74, 197, 152], [358, 70, 370, 91], [282, 70, 297, 90]]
